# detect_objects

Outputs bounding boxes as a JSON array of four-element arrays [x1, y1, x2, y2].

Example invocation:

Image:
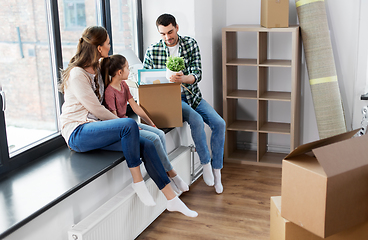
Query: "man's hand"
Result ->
[[170, 72, 195, 84]]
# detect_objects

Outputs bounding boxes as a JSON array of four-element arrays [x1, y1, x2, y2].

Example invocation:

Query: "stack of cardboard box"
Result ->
[[270, 130, 368, 239]]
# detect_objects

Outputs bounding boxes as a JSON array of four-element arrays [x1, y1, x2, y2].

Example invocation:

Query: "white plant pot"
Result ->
[[166, 68, 179, 80]]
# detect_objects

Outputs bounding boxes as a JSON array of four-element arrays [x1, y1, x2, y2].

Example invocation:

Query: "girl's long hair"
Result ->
[[59, 26, 108, 99], [100, 54, 127, 88]]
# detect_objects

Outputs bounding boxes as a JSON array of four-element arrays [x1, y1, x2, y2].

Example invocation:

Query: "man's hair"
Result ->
[[156, 13, 177, 27]]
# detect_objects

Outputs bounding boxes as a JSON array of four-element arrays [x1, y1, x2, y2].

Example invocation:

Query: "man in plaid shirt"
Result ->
[[143, 14, 225, 194]]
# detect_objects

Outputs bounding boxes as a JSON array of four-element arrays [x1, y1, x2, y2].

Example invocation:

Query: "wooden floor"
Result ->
[[136, 162, 282, 240]]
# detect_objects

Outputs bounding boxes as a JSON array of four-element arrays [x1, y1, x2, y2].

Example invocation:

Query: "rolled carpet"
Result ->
[[295, 0, 346, 139]]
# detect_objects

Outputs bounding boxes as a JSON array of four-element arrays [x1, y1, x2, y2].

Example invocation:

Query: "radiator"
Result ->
[[68, 146, 191, 240]]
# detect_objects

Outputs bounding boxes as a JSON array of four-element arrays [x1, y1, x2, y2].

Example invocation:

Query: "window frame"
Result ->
[[0, 0, 143, 178]]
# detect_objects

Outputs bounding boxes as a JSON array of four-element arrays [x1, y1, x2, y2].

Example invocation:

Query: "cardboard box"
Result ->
[[261, 0, 289, 28], [281, 130, 368, 238], [138, 82, 182, 128], [270, 196, 368, 240]]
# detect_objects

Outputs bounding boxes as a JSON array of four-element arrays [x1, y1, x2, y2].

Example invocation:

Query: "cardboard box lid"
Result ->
[[313, 133, 368, 177], [284, 129, 368, 177]]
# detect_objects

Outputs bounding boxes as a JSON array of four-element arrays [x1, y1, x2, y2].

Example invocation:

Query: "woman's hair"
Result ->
[[100, 54, 127, 88], [59, 26, 108, 99], [156, 13, 177, 27]]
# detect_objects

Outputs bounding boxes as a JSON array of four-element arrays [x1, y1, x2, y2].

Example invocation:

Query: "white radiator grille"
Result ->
[[68, 178, 166, 240], [68, 146, 191, 240]]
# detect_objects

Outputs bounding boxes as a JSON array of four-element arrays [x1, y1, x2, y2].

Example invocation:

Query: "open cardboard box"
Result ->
[[270, 196, 368, 240], [261, 0, 289, 28], [138, 82, 182, 128], [281, 130, 368, 238]]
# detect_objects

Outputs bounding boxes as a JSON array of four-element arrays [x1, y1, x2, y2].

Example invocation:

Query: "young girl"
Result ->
[[101, 54, 189, 193], [59, 26, 197, 217]]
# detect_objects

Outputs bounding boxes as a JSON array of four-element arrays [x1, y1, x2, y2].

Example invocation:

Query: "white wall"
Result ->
[[142, 0, 196, 51]]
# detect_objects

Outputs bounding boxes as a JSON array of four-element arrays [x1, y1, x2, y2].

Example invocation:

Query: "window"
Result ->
[[64, 0, 87, 30], [0, 0, 59, 159], [110, 0, 138, 53], [59, 1, 99, 69], [0, 0, 142, 177]]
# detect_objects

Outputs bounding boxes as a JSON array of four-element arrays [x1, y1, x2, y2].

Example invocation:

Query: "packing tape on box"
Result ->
[[295, 0, 347, 139], [296, 0, 324, 8]]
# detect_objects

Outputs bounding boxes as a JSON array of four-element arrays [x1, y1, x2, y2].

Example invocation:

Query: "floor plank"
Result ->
[[137, 162, 282, 240]]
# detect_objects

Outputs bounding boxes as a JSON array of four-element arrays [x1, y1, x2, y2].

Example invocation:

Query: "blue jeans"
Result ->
[[68, 118, 170, 190], [181, 96, 226, 169], [138, 123, 173, 172]]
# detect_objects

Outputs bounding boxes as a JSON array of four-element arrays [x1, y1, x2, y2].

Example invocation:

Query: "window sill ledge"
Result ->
[[0, 146, 125, 239], [0, 126, 173, 239]]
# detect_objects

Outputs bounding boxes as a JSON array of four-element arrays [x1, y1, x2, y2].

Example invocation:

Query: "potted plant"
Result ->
[[166, 56, 185, 80]]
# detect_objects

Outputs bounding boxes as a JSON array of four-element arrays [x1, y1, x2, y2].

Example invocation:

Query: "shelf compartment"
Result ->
[[227, 58, 257, 66], [258, 91, 291, 101], [259, 122, 291, 134], [236, 98, 257, 121], [259, 59, 291, 67], [258, 67, 291, 97], [224, 65, 257, 96], [227, 90, 257, 99], [223, 30, 257, 63], [258, 132, 290, 165], [227, 120, 257, 132], [259, 152, 286, 165], [225, 131, 257, 163], [258, 100, 291, 133], [258, 31, 293, 65], [227, 149, 258, 163]]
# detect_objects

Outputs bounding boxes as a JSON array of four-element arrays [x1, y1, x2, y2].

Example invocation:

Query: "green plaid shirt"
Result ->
[[143, 35, 202, 109]]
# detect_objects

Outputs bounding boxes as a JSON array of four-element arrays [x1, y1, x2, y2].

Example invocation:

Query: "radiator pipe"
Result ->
[[189, 144, 203, 184]]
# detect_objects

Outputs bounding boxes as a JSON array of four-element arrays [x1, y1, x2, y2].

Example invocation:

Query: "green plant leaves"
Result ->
[[166, 56, 185, 72]]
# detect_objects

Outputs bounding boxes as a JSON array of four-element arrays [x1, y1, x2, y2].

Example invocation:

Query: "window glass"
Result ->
[[64, 0, 87, 30], [110, 0, 138, 54], [0, 0, 58, 156], [59, 0, 99, 69], [110, 0, 140, 99]]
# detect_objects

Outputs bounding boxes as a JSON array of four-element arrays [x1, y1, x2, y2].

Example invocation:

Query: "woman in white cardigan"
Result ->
[[59, 26, 197, 218]]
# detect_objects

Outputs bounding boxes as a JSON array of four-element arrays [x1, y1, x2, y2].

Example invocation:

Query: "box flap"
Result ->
[[285, 129, 359, 160], [312, 133, 368, 177]]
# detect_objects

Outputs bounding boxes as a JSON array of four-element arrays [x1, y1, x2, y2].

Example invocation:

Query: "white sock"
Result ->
[[167, 196, 198, 217], [172, 175, 189, 192], [132, 181, 156, 206], [170, 178, 180, 194], [213, 169, 223, 194], [202, 162, 214, 186]]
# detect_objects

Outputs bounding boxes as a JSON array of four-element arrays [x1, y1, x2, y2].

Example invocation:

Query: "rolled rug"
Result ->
[[295, 0, 347, 139]]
